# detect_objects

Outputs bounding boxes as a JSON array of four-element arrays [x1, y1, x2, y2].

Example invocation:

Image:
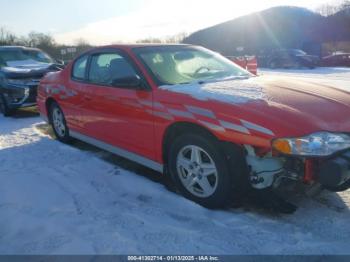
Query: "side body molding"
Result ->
[[70, 131, 164, 173]]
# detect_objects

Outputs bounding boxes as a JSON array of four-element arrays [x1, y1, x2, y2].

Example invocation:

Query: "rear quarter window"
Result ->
[[72, 55, 88, 80]]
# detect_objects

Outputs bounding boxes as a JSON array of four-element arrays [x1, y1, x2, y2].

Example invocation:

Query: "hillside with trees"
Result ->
[[0, 28, 93, 61], [0, 28, 187, 61], [2, 1, 350, 59], [183, 3, 350, 56]]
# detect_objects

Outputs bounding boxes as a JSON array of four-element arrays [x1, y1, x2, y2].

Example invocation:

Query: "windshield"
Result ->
[[134, 46, 252, 85], [0, 49, 54, 67]]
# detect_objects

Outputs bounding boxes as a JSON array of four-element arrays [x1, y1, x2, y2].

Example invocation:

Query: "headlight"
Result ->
[[272, 132, 350, 157]]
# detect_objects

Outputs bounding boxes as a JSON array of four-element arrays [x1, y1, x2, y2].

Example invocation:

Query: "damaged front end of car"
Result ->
[[245, 132, 350, 193], [0, 78, 40, 108]]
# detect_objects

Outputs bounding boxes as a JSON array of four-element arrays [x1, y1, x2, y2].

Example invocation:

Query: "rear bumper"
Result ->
[[316, 150, 350, 188]]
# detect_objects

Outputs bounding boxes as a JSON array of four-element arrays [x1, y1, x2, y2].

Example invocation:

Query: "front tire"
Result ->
[[0, 94, 14, 117], [168, 133, 245, 208], [49, 102, 72, 143], [324, 179, 350, 192]]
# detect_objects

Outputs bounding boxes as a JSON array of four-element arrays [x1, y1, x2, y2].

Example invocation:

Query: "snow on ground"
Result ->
[[1, 68, 350, 255], [260, 67, 350, 81]]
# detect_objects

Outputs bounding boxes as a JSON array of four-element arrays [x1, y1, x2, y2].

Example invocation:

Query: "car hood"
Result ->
[[251, 76, 350, 136], [159, 76, 350, 137], [0, 59, 58, 78]]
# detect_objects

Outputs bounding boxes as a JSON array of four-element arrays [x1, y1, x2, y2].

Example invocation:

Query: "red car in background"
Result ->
[[321, 52, 350, 67], [37, 44, 350, 209], [226, 56, 258, 75]]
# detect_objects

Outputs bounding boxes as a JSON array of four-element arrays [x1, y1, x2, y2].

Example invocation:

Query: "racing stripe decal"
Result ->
[[240, 120, 275, 136], [167, 109, 195, 119], [219, 120, 251, 134], [142, 101, 273, 136], [199, 120, 225, 132], [185, 105, 216, 119]]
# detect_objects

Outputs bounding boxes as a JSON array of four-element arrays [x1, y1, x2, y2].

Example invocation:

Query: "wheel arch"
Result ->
[[162, 121, 250, 206], [162, 121, 221, 164], [45, 97, 57, 123]]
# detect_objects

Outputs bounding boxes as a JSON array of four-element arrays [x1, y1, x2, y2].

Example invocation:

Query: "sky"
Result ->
[[0, 0, 339, 45]]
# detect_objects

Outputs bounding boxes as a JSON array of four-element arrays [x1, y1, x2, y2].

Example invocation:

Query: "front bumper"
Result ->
[[1, 85, 37, 109], [316, 150, 350, 188]]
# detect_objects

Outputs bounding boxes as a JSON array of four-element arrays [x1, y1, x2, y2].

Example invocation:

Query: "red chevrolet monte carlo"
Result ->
[[37, 44, 350, 208]]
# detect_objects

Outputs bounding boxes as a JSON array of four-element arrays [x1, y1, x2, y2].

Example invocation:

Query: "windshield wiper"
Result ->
[[198, 75, 251, 85], [172, 74, 252, 86]]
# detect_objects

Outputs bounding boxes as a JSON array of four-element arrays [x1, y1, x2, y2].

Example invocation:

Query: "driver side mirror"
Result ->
[[111, 74, 143, 89]]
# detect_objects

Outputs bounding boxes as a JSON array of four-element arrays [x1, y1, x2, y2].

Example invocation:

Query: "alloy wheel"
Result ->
[[176, 145, 219, 198], [52, 107, 66, 137]]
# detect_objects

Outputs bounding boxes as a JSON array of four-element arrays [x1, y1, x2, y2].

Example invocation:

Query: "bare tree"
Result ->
[[74, 38, 93, 55], [316, 0, 350, 16], [74, 38, 90, 47], [0, 27, 17, 45], [27, 31, 55, 48], [136, 32, 188, 44], [316, 3, 338, 16], [136, 37, 162, 44], [164, 32, 189, 43]]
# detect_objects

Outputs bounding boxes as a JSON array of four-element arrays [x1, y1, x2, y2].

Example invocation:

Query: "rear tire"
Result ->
[[0, 94, 14, 117], [167, 133, 246, 209], [49, 102, 72, 143]]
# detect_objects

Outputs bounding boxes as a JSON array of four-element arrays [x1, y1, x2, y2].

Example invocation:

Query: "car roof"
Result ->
[[75, 43, 196, 59], [88, 43, 192, 52], [104, 43, 189, 48]]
